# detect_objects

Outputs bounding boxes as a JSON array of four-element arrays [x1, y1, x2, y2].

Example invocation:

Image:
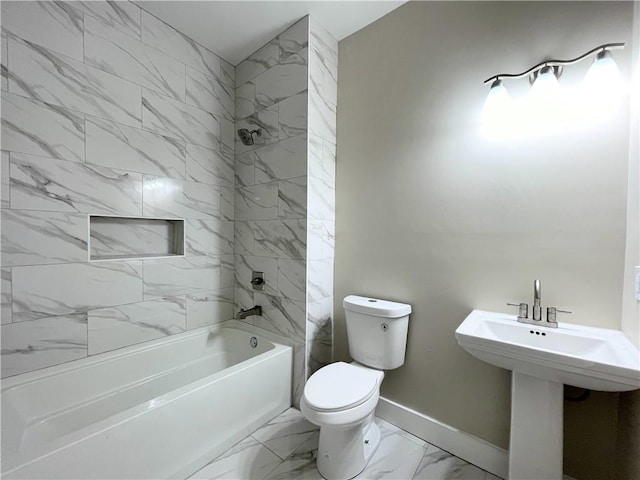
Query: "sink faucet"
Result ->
[[237, 305, 262, 319], [533, 279, 542, 321]]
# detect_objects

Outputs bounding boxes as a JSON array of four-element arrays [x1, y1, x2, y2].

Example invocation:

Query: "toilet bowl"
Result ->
[[300, 362, 384, 480], [300, 295, 411, 480]]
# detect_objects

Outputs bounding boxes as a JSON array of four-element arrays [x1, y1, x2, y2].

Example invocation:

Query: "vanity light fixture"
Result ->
[[484, 42, 624, 93], [483, 42, 625, 137]]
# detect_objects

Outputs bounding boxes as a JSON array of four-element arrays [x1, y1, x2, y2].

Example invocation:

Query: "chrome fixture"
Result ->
[[507, 280, 571, 329], [237, 128, 262, 146], [251, 271, 265, 291], [237, 305, 262, 319], [484, 42, 624, 89]]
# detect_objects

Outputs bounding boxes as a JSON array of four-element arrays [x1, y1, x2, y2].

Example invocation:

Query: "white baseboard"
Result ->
[[375, 396, 509, 480]]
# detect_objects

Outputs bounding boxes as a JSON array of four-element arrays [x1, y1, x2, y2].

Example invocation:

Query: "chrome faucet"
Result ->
[[237, 305, 262, 319], [507, 279, 570, 329], [532, 279, 542, 321]]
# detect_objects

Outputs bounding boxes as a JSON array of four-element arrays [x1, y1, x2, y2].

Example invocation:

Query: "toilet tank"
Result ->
[[343, 295, 411, 370]]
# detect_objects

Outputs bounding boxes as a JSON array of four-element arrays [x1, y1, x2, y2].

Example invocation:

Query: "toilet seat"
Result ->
[[303, 362, 380, 412]]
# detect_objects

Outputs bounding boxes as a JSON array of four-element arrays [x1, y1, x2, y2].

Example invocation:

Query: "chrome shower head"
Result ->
[[237, 128, 262, 146]]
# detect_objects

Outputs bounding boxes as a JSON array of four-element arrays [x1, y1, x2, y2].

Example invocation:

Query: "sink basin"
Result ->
[[455, 310, 640, 392]]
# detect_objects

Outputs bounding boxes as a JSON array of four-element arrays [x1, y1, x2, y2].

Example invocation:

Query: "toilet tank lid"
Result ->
[[343, 295, 411, 318]]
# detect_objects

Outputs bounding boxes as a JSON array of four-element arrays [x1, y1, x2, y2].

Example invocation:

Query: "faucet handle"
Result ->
[[507, 302, 529, 319], [546, 307, 571, 324]]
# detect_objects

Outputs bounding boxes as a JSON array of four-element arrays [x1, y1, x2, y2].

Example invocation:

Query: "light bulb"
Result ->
[[530, 66, 560, 98], [585, 50, 620, 90], [482, 79, 513, 138]]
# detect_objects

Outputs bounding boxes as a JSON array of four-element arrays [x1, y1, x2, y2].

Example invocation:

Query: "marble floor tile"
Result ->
[[189, 436, 282, 480], [251, 408, 318, 460], [263, 432, 322, 480], [413, 445, 487, 480]]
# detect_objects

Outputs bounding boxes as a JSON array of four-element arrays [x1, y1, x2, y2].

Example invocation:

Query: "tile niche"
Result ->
[[89, 216, 185, 261]]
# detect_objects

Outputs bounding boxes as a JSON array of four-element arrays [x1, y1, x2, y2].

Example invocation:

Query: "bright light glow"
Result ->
[[579, 51, 624, 119], [482, 80, 512, 137]]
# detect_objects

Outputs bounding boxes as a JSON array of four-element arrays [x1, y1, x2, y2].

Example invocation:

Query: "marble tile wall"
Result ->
[[233, 17, 310, 404], [0, 1, 234, 378], [306, 19, 337, 378]]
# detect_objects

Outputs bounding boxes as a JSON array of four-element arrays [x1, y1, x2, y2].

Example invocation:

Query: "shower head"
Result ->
[[237, 128, 262, 146]]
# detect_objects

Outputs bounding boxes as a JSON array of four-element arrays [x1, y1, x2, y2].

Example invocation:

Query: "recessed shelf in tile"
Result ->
[[89, 216, 185, 261]]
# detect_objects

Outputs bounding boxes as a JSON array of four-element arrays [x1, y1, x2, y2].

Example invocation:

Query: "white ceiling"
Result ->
[[135, 1, 407, 65]]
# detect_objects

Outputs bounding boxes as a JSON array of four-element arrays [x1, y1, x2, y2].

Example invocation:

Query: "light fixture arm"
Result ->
[[483, 42, 625, 85]]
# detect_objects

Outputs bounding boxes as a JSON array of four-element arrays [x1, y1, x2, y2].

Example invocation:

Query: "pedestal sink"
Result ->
[[455, 310, 640, 480]]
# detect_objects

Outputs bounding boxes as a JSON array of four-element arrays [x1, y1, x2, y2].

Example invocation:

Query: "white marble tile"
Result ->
[[86, 117, 186, 179], [89, 217, 181, 259], [9, 37, 142, 128], [141, 11, 220, 79], [1, 209, 87, 266], [307, 176, 334, 222], [307, 221, 324, 262], [306, 301, 332, 376], [235, 255, 278, 297], [1, 31, 7, 91], [220, 255, 234, 288], [142, 88, 220, 150], [1, 92, 85, 163], [10, 153, 142, 215], [220, 187, 234, 221], [236, 40, 280, 87], [278, 259, 306, 302], [221, 120, 235, 151], [84, 15, 184, 101], [308, 91, 336, 145], [255, 134, 307, 183], [142, 175, 184, 217], [186, 219, 234, 256], [1, 1, 83, 61], [88, 297, 186, 355], [307, 260, 333, 303], [280, 18, 309, 60], [1, 314, 87, 378], [279, 92, 308, 139], [183, 182, 221, 219], [69, 1, 141, 40], [186, 143, 234, 187], [235, 82, 255, 120], [374, 417, 428, 448], [263, 430, 322, 480], [12, 261, 143, 322], [322, 141, 336, 185], [413, 445, 487, 480], [254, 220, 306, 260], [186, 287, 234, 329], [253, 292, 305, 344], [235, 182, 279, 221], [255, 58, 308, 111], [1, 151, 9, 208], [235, 221, 255, 256], [143, 256, 220, 298], [186, 67, 234, 122], [279, 177, 307, 220], [189, 436, 281, 480], [309, 20, 338, 75], [1, 268, 12, 324], [307, 135, 323, 180], [309, 49, 337, 107], [355, 428, 426, 480], [220, 59, 235, 89], [235, 151, 256, 187], [252, 408, 318, 460], [235, 107, 280, 155]]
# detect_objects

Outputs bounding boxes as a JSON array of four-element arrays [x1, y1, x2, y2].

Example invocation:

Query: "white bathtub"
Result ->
[[1, 321, 292, 479]]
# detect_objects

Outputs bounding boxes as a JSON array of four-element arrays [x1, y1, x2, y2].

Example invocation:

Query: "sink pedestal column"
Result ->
[[509, 372, 563, 480]]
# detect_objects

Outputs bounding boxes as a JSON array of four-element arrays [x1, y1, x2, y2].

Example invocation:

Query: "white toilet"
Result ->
[[300, 295, 411, 480]]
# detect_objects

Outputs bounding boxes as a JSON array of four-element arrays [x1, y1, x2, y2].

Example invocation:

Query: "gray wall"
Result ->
[[335, 2, 634, 480], [1, 1, 235, 377]]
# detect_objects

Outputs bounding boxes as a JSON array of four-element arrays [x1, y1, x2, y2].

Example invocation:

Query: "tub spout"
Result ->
[[237, 305, 262, 319]]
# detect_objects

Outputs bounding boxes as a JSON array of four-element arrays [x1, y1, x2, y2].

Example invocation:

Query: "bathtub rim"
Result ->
[[1, 319, 294, 391]]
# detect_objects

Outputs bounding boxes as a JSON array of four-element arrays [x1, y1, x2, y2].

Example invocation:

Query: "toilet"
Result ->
[[300, 295, 411, 480]]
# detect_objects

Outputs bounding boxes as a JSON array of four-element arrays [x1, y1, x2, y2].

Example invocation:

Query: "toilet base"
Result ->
[[316, 414, 381, 480]]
